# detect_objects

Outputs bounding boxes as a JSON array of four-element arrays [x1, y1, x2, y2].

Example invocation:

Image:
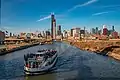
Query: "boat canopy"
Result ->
[[36, 51, 46, 55]]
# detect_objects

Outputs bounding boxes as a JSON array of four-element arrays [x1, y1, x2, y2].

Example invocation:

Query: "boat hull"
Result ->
[[24, 53, 58, 75]]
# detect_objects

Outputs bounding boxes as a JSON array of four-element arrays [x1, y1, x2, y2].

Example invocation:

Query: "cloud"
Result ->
[[37, 13, 65, 22], [99, 5, 120, 8], [68, 0, 98, 12], [92, 11, 114, 16], [37, 15, 51, 22]]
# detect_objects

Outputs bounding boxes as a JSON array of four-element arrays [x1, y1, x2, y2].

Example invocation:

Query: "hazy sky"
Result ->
[[1, 0, 120, 33]]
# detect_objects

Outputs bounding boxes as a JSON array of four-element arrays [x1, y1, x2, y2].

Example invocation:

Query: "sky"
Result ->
[[1, 0, 120, 33]]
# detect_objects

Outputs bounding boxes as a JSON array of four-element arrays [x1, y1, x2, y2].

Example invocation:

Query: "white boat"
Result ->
[[39, 42, 44, 45], [24, 49, 58, 75]]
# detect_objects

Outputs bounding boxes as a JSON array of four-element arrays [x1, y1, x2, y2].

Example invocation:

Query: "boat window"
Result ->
[[40, 54, 43, 56], [32, 62, 35, 68], [36, 62, 38, 68], [28, 61, 31, 68]]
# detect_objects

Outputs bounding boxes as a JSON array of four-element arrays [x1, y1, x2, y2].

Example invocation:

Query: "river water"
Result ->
[[0, 42, 120, 80]]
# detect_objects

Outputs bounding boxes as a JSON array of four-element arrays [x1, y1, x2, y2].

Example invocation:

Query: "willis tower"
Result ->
[[51, 13, 56, 39]]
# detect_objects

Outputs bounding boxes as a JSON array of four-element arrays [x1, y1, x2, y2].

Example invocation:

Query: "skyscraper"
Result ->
[[112, 26, 115, 32], [72, 28, 80, 37], [57, 25, 61, 35], [10, 32, 12, 37], [112, 31, 118, 39], [45, 30, 50, 39], [96, 27, 98, 34], [71, 29, 73, 36], [102, 25, 108, 35], [51, 13, 56, 39], [84, 27, 85, 37], [91, 28, 96, 34], [0, 30, 5, 44]]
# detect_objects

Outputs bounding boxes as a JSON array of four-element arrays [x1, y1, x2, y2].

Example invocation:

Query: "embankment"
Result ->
[[67, 40, 120, 60], [0, 43, 39, 55]]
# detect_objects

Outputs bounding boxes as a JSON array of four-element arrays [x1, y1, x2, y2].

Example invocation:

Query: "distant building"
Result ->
[[108, 30, 113, 36], [38, 32, 42, 38], [10, 32, 12, 37], [91, 28, 96, 34], [45, 30, 51, 39], [20, 33, 26, 39], [67, 30, 71, 37], [42, 31, 45, 38], [72, 28, 80, 37], [95, 27, 98, 34], [51, 13, 54, 38], [53, 19, 56, 39], [57, 25, 61, 35], [0, 31, 5, 44], [108, 26, 116, 36], [80, 30, 85, 34], [51, 13, 56, 39], [98, 30, 102, 35], [119, 33, 120, 38], [103, 28, 108, 35], [63, 30, 67, 38], [45, 31, 50, 36], [13, 34, 15, 37], [102, 25, 108, 35], [112, 26, 115, 32], [26, 33, 31, 39], [91, 27, 99, 34], [70, 29, 73, 36], [112, 31, 118, 39], [70, 28, 80, 37], [80, 29, 85, 38]]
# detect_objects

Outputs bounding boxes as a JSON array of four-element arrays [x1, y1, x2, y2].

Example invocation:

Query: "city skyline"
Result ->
[[1, 0, 120, 33]]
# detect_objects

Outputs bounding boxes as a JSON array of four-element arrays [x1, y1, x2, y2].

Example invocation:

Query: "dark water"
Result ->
[[0, 42, 120, 80]]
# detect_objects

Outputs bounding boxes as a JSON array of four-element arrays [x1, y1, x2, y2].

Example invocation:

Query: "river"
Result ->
[[0, 42, 120, 80]]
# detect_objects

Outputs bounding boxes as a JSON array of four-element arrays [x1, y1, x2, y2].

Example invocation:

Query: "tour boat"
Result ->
[[24, 49, 57, 75]]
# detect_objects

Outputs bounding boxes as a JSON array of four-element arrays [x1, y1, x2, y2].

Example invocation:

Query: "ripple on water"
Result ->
[[0, 42, 120, 80]]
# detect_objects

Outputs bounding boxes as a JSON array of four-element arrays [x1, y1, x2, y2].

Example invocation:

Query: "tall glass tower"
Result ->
[[51, 13, 56, 39]]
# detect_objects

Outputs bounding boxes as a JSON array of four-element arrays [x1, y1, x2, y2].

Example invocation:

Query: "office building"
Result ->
[[63, 30, 67, 38], [112, 31, 118, 39], [57, 25, 61, 35], [70, 29, 73, 36], [70, 28, 80, 37], [96, 27, 98, 34], [102, 25, 108, 35], [91, 28, 96, 34], [112, 26, 115, 32], [51, 13, 56, 39], [0, 31, 5, 44], [10, 32, 12, 37], [53, 19, 56, 39]]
